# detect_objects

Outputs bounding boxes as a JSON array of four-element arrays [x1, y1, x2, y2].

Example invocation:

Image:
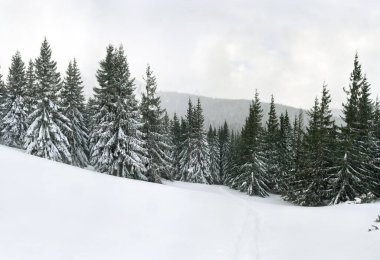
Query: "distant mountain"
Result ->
[[158, 91, 343, 131]]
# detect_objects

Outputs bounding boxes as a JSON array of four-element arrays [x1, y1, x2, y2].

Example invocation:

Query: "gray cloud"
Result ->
[[0, 0, 379, 108]]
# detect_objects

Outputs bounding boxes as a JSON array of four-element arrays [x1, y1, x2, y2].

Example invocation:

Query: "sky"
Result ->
[[0, 0, 379, 109]]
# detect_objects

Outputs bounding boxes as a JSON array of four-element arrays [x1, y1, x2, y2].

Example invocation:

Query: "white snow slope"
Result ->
[[0, 145, 379, 260]]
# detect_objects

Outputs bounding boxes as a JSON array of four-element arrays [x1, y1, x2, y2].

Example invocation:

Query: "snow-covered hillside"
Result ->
[[0, 145, 379, 260]]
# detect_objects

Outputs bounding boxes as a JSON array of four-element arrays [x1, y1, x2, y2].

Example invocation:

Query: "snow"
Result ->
[[0, 145, 379, 260]]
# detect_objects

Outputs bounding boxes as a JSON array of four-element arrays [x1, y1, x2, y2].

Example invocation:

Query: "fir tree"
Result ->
[[1, 51, 28, 148], [218, 121, 230, 184], [90, 45, 148, 179], [84, 97, 97, 136], [224, 130, 240, 187], [264, 95, 280, 192], [372, 98, 380, 196], [25, 60, 37, 113], [178, 99, 194, 182], [140, 65, 173, 182], [24, 38, 72, 163], [0, 69, 6, 116], [282, 111, 304, 201], [208, 125, 220, 184], [330, 53, 375, 204], [232, 90, 270, 197], [293, 98, 322, 205], [178, 99, 211, 184], [277, 111, 293, 194], [60, 59, 89, 167], [170, 113, 182, 179]]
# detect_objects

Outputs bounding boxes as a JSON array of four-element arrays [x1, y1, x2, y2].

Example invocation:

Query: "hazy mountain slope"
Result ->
[[158, 91, 343, 131]]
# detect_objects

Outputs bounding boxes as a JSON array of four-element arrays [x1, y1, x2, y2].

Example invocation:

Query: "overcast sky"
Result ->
[[0, 0, 379, 109]]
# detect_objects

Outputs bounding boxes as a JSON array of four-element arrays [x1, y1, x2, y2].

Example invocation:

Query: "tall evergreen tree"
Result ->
[[264, 95, 280, 192], [1, 51, 28, 148], [330, 53, 375, 204], [178, 99, 194, 182], [291, 84, 337, 206], [140, 65, 173, 182], [282, 111, 304, 201], [170, 113, 182, 179], [224, 130, 240, 186], [178, 99, 211, 184], [356, 75, 379, 197], [218, 121, 230, 184], [60, 59, 89, 167], [293, 98, 322, 205], [91, 45, 148, 179], [277, 111, 293, 194], [25, 60, 37, 113], [208, 125, 220, 184], [0, 69, 6, 116], [24, 38, 72, 163], [232, 90, 270, 197], [372, 98, 380, 196]]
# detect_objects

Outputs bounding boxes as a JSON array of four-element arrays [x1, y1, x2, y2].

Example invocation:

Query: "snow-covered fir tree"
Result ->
[[178, 100, 194, 182], [264, 95, 281, 192], [178, 99, 211, 184], [25, 60, 37, 113], [208, 125, 220, 184], [224, 130, 239, 186], [330, 53, 376, 204], [60, 59, 89, 167], [140, 65, 173, 182], [0, 69, 6, 117], [290, 84, 336, 206], [84, 97, 98, 143], [373, 98, 380, 197], [1, 51, 28, 148], [90, 45, 148, 179], [277, 111, 293, 195], [24, 38, 72, 163], [170, 113, 182, 178], [218, 121, 230, 184], [232, 90, 270, 197]]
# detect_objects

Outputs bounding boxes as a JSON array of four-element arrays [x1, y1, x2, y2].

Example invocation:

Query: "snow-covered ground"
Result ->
[[0, 145, 379, 260]]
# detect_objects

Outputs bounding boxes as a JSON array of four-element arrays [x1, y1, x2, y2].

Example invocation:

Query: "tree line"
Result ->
[[0, 38, 379, 206]]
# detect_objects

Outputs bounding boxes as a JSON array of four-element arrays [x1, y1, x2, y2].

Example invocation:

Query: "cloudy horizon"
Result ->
[[0, 0, 379, 109]]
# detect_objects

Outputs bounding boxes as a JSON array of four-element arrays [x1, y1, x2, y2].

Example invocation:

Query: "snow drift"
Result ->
[[0, 145, 379, 260]]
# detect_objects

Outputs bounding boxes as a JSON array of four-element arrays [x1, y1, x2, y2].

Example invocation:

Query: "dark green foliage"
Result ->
[[1, 51, 28, 148], [264, 95, 281, 192], [170, 113, 182, 179], [141, 65, 173, 182], [0, 69, 7, 117], [224, 130, 240, 186], [60, 59, 89, 167], [218, 121, 230, 184], [231, 90, 270, 197], [24, 38, 72, 163], [90, 45, 147, 179], [285, 84, 337, 206], [178, 99, 211, 184], [25, 60, 37, 112], [34, 38, 61, 102], [208, 125, 220, 183], [330, 53, 377, 204], [277, 111, 293, 195]]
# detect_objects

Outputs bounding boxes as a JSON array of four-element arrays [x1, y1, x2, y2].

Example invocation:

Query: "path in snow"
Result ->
[[169, 181, 380, 260], [217, 187, 261, 260]]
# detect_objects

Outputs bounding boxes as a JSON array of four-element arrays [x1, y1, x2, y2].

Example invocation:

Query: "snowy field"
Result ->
[[0, 145, 379, 260]]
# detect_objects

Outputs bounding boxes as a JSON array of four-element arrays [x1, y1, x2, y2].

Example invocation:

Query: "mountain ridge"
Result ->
[[158, 91, 342, 131]]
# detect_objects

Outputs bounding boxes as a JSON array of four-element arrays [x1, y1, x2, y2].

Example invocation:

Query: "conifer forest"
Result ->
[[1, 38, 380, 207]]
